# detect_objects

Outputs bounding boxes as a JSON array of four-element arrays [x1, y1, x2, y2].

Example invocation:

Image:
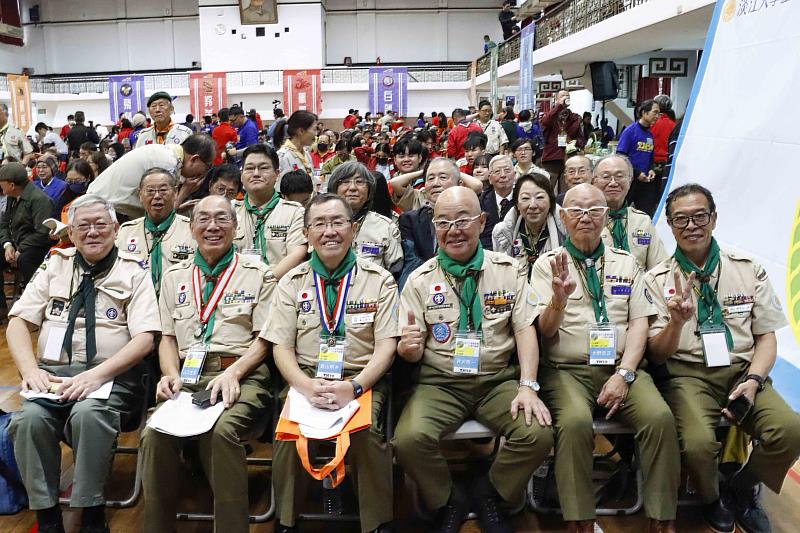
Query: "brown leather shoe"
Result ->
[[648, 519, 676, 533], [566, 520, 603, 533]]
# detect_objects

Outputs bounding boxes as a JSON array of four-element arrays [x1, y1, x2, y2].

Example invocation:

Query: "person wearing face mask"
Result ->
[[367, 142, 392, 180], [311, 133, 335, 170], [492, 174, 564, 282], [55, 159, 94, 223]]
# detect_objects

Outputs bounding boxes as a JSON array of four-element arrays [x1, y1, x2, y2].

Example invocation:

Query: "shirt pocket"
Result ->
[[217, 303, 255, 332], [424, 307, 460, 350], [95, 286, 132, 324], [171, 305, 197, 345]]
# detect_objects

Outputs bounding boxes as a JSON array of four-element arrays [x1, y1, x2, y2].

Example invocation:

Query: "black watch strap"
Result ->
[[744, 373, 765, 392], [351, 380, 364, 399]]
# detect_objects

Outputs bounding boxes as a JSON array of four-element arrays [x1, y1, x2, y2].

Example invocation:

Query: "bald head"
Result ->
[[434, 186, 485, 263], [434, 186, 480, 217], [562, 183, 607, 208]]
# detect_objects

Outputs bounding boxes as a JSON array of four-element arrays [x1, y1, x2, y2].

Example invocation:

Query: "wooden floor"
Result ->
[[2, 322, 800, 533]]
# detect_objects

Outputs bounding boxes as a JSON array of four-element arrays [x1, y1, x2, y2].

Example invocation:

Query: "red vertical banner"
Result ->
[[282, 70, 322, 116], [0, 0, 24, 46], [188, 72, 227, 119], [7, 74, 31, 132]]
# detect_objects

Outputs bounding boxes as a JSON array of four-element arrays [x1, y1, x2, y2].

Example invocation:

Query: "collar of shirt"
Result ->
[[495, 191, 512, 212]]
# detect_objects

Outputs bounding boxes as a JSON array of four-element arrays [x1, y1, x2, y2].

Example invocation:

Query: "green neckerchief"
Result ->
[[193, 245, 236, 345], [673, 237, 733, 349], [62, 247, 119, 364], [608, 203, 629, 251], [437, 245, 484, 331], [309, 249, 358, 337], [563, 237, 608, 323], [244, 191, 281, 264], [143, 209, 176, 297]]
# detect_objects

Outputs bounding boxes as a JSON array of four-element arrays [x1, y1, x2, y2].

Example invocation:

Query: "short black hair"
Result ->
[[393, 137, 425, 159], [35, 122, 49, 132], [510, 137, 533, 152], [280, 170, 313, 196], [518, 109, 532, 122], [186, 114, 194, 122], [463, 132, 488, 151], [303, 192, 354, 226], [181, 133, 216, 166], [478, 100, 492, 110], [208, 163, 241, 188], [229, 106, 244, 117], [80, 141, 97, 152], [335, 139, 351, 152], [665, 183, 716, 218], [242, 143, 280, 170]]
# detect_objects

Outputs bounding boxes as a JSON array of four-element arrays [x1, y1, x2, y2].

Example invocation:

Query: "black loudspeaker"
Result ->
[[590, 61, 619, 101], [29, 5, 40, 23]]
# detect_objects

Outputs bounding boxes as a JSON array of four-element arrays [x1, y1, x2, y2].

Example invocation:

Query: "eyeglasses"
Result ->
[[432, 214, 481, 232], [212, 184, 238, 197], [562, 206, 609, 220], [194, 214, 235, 226], [668, 212, 713, 229], [565, 168, 591, 177], [72, 222, 113, 235], [515, 147, 533, 153], [338, 178, 367, 188], [593, 173, 630, 183], [142, 186, 173, 197], [491, 167, 514, 175], [307, 218, 352, 232]]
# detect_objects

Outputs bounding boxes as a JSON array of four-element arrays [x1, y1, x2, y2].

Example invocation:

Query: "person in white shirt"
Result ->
[[35, 122, 69, 161], [476, 100, 509, 156]]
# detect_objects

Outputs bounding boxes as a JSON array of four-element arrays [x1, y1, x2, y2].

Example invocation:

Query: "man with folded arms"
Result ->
[[140, 195, 275, 533]]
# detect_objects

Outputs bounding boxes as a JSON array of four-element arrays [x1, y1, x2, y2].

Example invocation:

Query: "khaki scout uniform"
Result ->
[[600, 206, 668, 270], [115, 214, 196, 289], [140, 253, 275, 533], [353, 211, 403, 275], [8, 248, 160, 510], [262, 256, 399, 532], [0, 122, 34, 161], [393, 185, 427, 212], [645, 249, 800, 502], [232, 197, 307, 265], [530, 246, 679, 521], [134, 122, 193, 148], [393, 251, 554, 511]]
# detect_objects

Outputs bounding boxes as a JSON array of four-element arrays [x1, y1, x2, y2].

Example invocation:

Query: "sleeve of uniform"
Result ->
[[530, 255, 555, 322], [394, 186, 419, 212], [750, 262, 789, 335], [286, 205, 308, 249], [252, 268, 277, 333], [643, 270, 670, 340], [399, 273, 428, 333], [9, 259, 51, 326], [374, 272, 400, 341], [158, 273, 176, 337], [646, 223, 669, 270], [127, 267, 162, 337], [385, 221, 404, 274], [628, 264, 656, 320], [511, 261, 536, 331], [261, 274, 298, 347]]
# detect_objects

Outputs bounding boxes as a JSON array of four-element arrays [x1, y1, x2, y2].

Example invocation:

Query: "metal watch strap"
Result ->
[[519, 379, 540, 392]]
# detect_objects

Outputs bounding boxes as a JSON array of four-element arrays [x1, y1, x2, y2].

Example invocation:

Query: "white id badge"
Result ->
[[43, 324, 67, 363], [700, 325, 731, 368], [180, 345, 207, 384], [558, 133, 568, 148], [316, 336, 345, 380], [588, 323, 616, 365], [241, 247, 262, 263], [453, 331, 482, 375]]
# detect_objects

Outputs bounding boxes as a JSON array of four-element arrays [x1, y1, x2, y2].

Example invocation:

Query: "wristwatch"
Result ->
[[519, 379, 541, 392], [616, 367, 636, 384], [743, 373, 765, 392], [350, 380, 364, 399]]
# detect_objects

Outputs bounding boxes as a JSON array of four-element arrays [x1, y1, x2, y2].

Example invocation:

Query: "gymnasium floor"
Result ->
[[1, 328, 799, 532]]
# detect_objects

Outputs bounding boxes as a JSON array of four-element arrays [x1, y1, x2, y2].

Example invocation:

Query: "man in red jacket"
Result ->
[[446, 108, 482, 160], [651, 94, 676, 198], [541, 90, 585, 194], [343, 109, 358, 130], [211, 107, 238, 166]]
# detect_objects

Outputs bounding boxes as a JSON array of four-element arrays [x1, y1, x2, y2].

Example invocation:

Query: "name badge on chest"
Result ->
[[558, 133, 568, 148], [241, 247, 262, 263], [453, 330, 482, 374], [316, 335, 345, 380], [700, 324, 731, 367], [43, 323, 67, 363], [358, 242, 384, 256], [180, 345, 208, 384], [588, 322, 616, 365]]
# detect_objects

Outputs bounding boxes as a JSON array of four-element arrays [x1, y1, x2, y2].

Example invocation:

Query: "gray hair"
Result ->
[[593, 153, 634, 181], [489, 154, 513, 171], [328, 161, 376, 203], [426, 157, 460, 181], [654, 94, 673, 113], [67, 194, 118, 225], [138, 166, 178, 189]]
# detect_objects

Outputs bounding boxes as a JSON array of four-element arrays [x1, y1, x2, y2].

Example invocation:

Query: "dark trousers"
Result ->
[[626, 178, 661, 218], [0, 244, 51, 308], [541, 159, 565, 195]]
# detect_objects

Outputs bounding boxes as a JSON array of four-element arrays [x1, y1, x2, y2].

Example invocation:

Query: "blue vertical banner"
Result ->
[[108, 74, 145, 122], [368, 67, 408, 117], [518, 23, 536, 111]]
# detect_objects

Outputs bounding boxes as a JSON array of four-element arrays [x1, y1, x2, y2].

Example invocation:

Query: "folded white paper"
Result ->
[[43, 218, 69, 238], [286, 387, 359, 440], [21, 379, 115, 401], [146, 391, 225, 437]]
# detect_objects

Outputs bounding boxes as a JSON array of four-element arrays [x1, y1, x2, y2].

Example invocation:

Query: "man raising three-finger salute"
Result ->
[[140, 195, 276, 533], [394, 186, 553, 533], [530, 183, 680, 533]]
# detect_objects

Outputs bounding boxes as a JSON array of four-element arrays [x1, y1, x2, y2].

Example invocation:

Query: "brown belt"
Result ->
[[219, 356, 237, 370]]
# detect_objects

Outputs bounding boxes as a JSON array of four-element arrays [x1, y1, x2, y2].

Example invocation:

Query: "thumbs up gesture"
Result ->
[[399, 311, 425, 362]]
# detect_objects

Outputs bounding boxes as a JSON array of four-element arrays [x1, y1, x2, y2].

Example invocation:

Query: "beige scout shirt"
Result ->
[[399, 250, 536, 376], [353, 211, 403, 274], [262, 256, 400, 371], [9, 248, 160, 366], [134, 123, 193, 148], [159, 254, 275, 368], [644, 249, 788, 364], [531, 246, 654, 365], [393, 186, 427, 212], [233, 197, 307, 265], [116, 214, 196, 275], [0, 123, 34, 161], [600, 206, 668, 271]]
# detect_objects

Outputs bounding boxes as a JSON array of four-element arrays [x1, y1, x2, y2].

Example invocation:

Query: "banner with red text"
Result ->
[[189, 72, 228, 118], [282, 70, 322, 115]]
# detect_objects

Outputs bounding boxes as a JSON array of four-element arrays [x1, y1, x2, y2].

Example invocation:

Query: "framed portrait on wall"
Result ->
[[239, 0, 277, 25]]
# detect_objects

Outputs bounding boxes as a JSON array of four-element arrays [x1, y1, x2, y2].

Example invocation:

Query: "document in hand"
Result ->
[[146, 391, 225, 437], [286, 387, 360, 440], [20, 379, 115, 401]]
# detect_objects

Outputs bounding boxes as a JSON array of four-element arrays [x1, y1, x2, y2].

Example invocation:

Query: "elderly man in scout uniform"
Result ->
[[591, 154, 667, 271], [394, 186, 554, 533], [6, 194, 160, 533], [233, 143, 307, 280], [115, 167, 195, 298], [328, 161, 402, 276], [139, 195, 275, 533], [135, 91, 193, 148], [0, 102, 35, 163], [530, 183, 679, 533], [645, 184, 800, 533], [261, 192, 398, 533]]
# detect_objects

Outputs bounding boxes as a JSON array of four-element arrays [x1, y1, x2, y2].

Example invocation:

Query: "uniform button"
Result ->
[[438, 314, 443, 321], [301, 319, 306, 326]]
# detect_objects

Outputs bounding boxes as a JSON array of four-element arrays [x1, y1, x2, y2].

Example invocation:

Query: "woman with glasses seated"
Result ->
[[511, 138, 549, 180]]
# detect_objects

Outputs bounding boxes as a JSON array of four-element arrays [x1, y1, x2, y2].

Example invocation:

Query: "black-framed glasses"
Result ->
[[668, 212, 713, 229]]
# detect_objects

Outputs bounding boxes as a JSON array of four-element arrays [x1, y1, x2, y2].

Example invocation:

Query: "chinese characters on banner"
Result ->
[[189, 72, 228, 119], [7, 74, 31, 133], [282, 70, 322, 115], [108, 74, 145, 122], [368, 67, 408, 116], [518, 23, 536, 111]]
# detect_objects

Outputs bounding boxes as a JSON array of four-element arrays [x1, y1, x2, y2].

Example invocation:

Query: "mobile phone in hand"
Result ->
[[725, 395, 753, 425]]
